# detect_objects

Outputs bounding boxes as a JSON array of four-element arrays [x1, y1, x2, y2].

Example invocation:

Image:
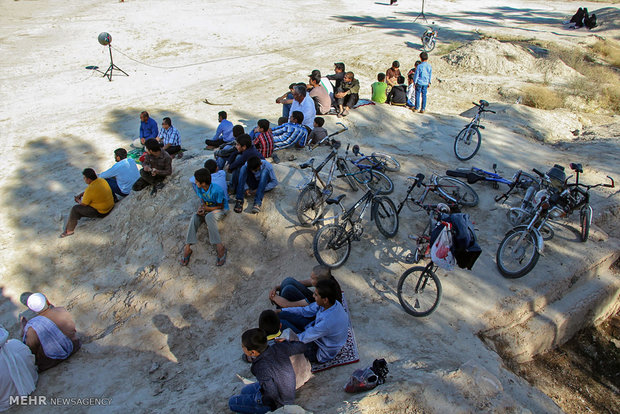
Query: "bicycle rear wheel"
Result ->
[[296, 185, 324, 226], [313, 224, 351, 268], [580, 205, 592, 242], [373, 196, 399, 238], [454, 126, 481, 161], [434, 176, 479, 207], [397, 266, 442, 317], [336, 159, 359, 192], [516, 172, 540, 192], [371, 152, 401, 172], [365, 170, 394, 195]]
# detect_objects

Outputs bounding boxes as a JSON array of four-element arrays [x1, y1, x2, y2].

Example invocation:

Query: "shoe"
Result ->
[[341, 108, 349, 117], [271, 153, 280, 164], [150, 186, 158, 195], [205, 145, 217, 150], [216, 249, 227, 266], [419, 110, 425, 113], [234, 199, 243, 213], [251, 204, 261, 214], [337, 112, 343, 118]]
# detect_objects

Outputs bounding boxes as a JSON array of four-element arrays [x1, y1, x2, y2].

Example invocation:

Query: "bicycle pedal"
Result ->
[[405, 253, 416, 264]]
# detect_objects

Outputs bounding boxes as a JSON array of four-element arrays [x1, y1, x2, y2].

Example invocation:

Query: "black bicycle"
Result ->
[[453, 100, 496, 161]]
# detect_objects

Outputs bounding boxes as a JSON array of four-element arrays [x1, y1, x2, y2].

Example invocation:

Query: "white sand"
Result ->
[[1, 0, 619, 412]]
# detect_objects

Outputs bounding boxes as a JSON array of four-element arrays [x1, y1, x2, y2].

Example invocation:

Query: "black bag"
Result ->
[[443, 213, 482, 270]]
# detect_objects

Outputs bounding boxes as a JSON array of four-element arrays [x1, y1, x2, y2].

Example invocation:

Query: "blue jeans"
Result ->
[[280, 278, 313, 304], [415, 84, 428, 111], [104, 177, 127, 199], [236, 165, 273, 207], [279, 311, 314, 334], [282, 92, 294, 118], [228, 382, 271, 414]]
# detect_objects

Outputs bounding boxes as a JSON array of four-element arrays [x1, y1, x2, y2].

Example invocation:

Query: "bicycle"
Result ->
[[421, 23, 439, 52], [453, 100, 496, 161], [312, 190, 399, 268], [342, 146, 397, 195], [445, 164, 540, 200]]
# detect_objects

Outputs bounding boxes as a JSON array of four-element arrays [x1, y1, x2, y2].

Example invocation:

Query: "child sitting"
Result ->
[[251, 119, 274, 159], [371, 73, 388, 104], [386, 75, 408, 106], [307, 117, 328, 146], [234, 156, 278, 214], [228, 328, 306, 413], [272, 111, 309, 150]]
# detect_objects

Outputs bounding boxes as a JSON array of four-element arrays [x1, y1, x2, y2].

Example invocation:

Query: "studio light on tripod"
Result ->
[[98, 32, 128, 81]]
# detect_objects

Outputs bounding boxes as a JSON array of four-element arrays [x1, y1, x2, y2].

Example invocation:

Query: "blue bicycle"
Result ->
[[343, 145, 400, 195]]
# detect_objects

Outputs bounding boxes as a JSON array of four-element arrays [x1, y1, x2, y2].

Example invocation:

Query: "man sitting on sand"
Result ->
[[180, 168, 228, 267], [272, 111, 309, 150], [132, 139, 172, 194], [307, 71, 331, 115], [60, 168, 114, 238], [99, 148, 140, 201], [278, 279, 348, 363], [204, 159, 227, 193], [20, 293, 81, 372], [386, 60, 401, 88], [251, 119, 274, 159], [387, 75, 408, 106], [225, 134, 263, 195], [233, 156, 278, 215], [156, 117, 182, 157], [270, 265, 339, 309], [133, 111, 158, 148], [334, 72, 360, 118], [289, 84, 316, 129], [205, 111, 234, 150], [0, 324, 38, 411]]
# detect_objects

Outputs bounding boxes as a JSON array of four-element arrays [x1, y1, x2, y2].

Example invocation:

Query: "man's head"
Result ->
[[288, 82, 296, 92], [290, 111, 304, 125], [162, 117, 172, 130], [414, 60, 422, 68], [392, 60, 400, 69], [258, 310, 281, 336], [314, 278, 341, 308], [241, 328, 268, 357], [140, 111, 149, 123], [377, 73, 386, 82], [420, 51, 428, 61], [25, 292, 49, 313], [277, 116, 288, 126], [292, 84, 307, 103], [397, 75, 405, 85], [204, 159, 218, 174], [308, 69, 321, 79], [247, 156, 262, 173], [82, 168, 97, 183], [310, 264, 332, 286], [145, 138, 161, 155], [334, 62, 345, 73], [309, 75, 321, 86], [218, 111, 227, 122], [314, 117, 325, 128], [344, 72, 355, 83], [235, 134, 252, 152], [114, 148, 128, 161], [194, 168, 212, 190], [257, 119, 269, 132], [232, 124, 245, 138]]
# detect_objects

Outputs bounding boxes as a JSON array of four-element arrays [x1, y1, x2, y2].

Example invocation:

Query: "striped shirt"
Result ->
[[272, 123, 309, 150], [253, 130, 274, 158], [158, 126, 181, 146]]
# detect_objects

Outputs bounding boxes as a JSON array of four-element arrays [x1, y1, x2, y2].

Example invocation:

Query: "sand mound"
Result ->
[[442, 39, 538, 75]]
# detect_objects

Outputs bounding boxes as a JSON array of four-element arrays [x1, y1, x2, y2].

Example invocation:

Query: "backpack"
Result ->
[[442, 213, 482, 270], [344, 359, 389, 393]]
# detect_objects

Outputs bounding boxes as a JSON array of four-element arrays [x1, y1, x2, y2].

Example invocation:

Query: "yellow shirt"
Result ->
[[82, 178, 114, 214]]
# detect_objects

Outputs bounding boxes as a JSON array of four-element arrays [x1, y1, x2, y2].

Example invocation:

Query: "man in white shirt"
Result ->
[[99, 148, 140, 200], [0, 325, 38, 412], [289, 84, 316, 130]]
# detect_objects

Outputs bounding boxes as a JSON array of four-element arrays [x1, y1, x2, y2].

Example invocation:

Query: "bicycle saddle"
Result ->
[[352, 144, 360, 155], [479, 99, 489, 107], [299, 158, 315, 169], [331, 139, 341, 150], [326, 194, 346, 205], [569, 163, 583, 173]]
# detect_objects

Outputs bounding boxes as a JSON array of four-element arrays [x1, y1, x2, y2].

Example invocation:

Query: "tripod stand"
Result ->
[[102, 44, 128, 82], [414, 0, 428, 23]]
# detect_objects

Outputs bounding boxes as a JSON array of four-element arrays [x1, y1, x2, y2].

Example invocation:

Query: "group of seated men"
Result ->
[[1, 293, 80, 410], [229, 265, 348, 413]]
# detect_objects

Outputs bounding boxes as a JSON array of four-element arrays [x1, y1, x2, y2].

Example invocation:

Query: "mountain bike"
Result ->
[[342, 146, 396, 195], [312, 190, 399, 268], [453, 100, 496, 161], [446, 164, 540, 200], [421, 23, 439, 52]]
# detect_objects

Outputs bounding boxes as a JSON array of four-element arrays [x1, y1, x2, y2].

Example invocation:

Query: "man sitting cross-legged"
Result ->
[[180, 168, 228, 267], [272, 111, 309, 150], [59, 168, 114, 238], [156, 116, 182, 157], [234, 156, 278, 215], [205, 111, 234, 150], [132, 139, 172, 194], [99, 148, 140, 201], [278, 278, 348, 363]]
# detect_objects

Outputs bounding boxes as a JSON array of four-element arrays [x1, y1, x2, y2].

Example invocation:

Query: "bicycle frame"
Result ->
[[395, 173, 458, 215]]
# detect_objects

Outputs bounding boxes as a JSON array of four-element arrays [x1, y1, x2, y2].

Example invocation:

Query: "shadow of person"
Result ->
[[153, 306, 207, 365]]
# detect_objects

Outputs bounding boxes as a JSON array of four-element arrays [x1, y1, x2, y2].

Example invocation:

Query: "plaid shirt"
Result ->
[[253, 130, 274, 158], [158, 125, 181, 146]]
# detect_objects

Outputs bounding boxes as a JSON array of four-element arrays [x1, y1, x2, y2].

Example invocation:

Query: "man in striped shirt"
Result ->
[[157, 117, 182, 156], [272, 111, 309, 150]]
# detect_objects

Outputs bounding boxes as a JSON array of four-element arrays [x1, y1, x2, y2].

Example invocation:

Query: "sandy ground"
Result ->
[[1, 0, 619, 412]]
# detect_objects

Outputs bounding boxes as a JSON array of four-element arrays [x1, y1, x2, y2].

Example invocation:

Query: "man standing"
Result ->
[[59, 168, 114, 238], [334, 72, 360, 118], [20, 293, 81, 372], [0, 325, 38, 411], [157, 117, 182, 156], [289, 84, 316, 130], [132, 139, 172, 194], [413, 51, 432, 113], [99, 148, 140, 200], [205, 111, 234, 149], [133, 111, 158, 148]]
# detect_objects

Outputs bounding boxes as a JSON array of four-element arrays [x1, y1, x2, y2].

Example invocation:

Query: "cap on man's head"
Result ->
[[334, 62, 345, 70], [26, 293, 48, 313], [308, 69, 321, 78]]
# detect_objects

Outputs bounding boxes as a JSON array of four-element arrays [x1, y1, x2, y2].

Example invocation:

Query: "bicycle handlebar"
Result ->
[[567, 175, 615, 190], [532, 168, 544, 177]]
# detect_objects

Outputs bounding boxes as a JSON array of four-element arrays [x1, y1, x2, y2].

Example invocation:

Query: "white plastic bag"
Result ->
[[431, 225, 455, 270]]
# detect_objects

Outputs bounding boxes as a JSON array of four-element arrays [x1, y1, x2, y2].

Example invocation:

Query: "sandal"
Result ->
[[59, 231, 74, 238], [179, 250, 192, 266], [251, 204, 261, 214], [216, 249, 227, 267], [234, 199, 243, 213]]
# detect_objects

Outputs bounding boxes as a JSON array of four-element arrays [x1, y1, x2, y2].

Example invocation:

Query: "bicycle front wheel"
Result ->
[[434, 176, 479, 207], [296, 185, 324, 226], [454, 126, 481, 161], [580, 205, 592, 242], [373, 196, 399, 238], [365, 170, 394, 195], [371, 152, 401, 172], [336, 159, 359, 192], [313, 224, 351, 268], [496, 229, 539, 278], [397, 266, 442, 317]]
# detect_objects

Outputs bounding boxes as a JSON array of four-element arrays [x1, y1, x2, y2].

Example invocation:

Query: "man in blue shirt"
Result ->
[[205, 111, 234, 149], [272, 111, 309, 150], [278, 278, 348, 363], [133, 111, 158, 148], [99, 148, 140, 200], [413, 51, 432, 113], [157, 117, 182, 156], [234, 156, 278, 215], [180, 168, 229, 267]]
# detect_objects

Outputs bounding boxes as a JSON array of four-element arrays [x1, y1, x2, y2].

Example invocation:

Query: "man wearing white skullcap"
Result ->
[[0, 325, 38, 411], [21, 293, 81, 372]]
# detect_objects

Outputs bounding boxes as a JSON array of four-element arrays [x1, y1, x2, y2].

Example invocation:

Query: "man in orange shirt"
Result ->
[[59, 168, 114, 238]]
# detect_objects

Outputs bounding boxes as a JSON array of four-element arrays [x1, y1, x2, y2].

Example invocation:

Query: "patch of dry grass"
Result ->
[[590, 39, 620, 68], [522, 86, 564, 110], [436, 41, 463, 55], [476, 32, 535, 43]]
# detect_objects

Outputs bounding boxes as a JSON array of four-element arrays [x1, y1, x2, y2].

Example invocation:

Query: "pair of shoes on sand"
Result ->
[[337, 108, 349, 118], [234, 199, 261, 214]]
